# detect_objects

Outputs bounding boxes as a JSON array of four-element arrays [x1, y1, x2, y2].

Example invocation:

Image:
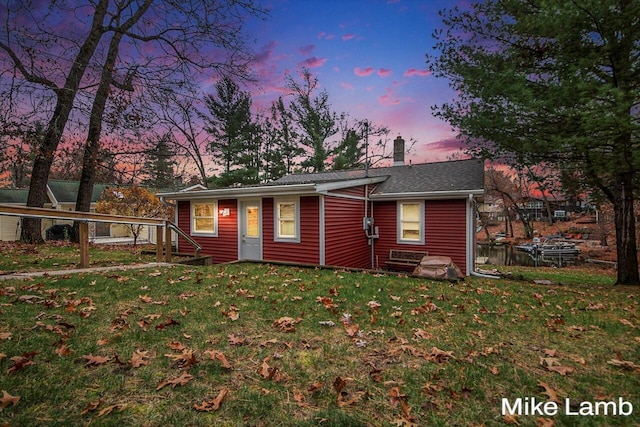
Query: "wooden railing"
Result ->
[[0, 204, 200, 268]]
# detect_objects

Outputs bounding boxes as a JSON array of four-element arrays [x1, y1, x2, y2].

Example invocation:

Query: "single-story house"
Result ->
[[157, 157, 485, 275], [0, 180, 156, 242]]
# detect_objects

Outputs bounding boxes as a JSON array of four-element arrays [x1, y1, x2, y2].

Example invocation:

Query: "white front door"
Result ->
[[239, 200, 262, 260]]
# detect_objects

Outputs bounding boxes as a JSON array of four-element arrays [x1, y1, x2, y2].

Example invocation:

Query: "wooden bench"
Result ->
[[385, 249, 429, 272]]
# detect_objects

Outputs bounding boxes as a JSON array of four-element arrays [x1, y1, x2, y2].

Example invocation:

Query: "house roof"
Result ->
[[47, 180, 111, 205], [0, 188, 29, 204], [157, 159, 485, 201], [0, 181, 112, 206], [274, 158, 485, 199]]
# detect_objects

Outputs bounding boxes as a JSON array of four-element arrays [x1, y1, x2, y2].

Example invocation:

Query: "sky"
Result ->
[[235, 0, 466, 164]]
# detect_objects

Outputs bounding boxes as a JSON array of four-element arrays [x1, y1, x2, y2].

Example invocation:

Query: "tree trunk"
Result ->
[[20, 0, 109, 243], [612, 177, 639, 285]]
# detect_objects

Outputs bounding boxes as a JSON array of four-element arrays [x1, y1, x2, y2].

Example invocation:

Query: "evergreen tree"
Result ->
[[202, 77, 253, 179], [143, 135, 177, 190], [428, 0, 640, 285]]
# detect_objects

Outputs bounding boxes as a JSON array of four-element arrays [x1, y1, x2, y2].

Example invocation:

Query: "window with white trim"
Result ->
[[275, 198, 300, 242], [398, 201, 424, 244], [191, 200, 217, 236]]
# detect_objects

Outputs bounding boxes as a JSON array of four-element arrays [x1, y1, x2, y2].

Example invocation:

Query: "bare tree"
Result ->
[[0, 0, 266, 242]]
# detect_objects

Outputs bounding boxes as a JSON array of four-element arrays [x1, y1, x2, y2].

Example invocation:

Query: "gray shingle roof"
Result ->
[[0, 188, 29, 204], [47, 180, 111, 203], [273, 159, 484, 195]]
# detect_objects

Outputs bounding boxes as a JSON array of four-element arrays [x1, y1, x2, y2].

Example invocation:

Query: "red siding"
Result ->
[[373, 199, 468, 275], [176, 199, 238, 263], [263, 196, 320, 264], [324, 195, 371, 268]]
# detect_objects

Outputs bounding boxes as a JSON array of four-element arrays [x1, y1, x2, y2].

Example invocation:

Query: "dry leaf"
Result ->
[[607, 359, 640, 370], [7, 355, 35, 373], [0, 390, 20, 409], [538, 381, 561, 403], [344, 322, 360, 337], [0, 332, 12, 340], [194, 388, 229, 412], [164, 349, 197, 368], [156, 372, 194, 390], [536, 417, 555, 426], [503, 414, 520, 425], [55, 345, 73, 357], [547, 365, 574, 376], [257, 356, 278, 380], [80, 399, 101, 415], [130, 350, 151, 368], [273, 316, 302, 332], [227, 334, 246, 346], [204, 350, 233, 369], [98, 403, 126, 417], [83, 354, 111, 367], [618, 319, 635, 328], [413, 328, 432, 340]]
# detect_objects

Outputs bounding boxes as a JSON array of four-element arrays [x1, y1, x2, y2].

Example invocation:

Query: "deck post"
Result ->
[[79, 222, 89, 268], [156, 225, 163, 262], [164, 222, 172, 263]]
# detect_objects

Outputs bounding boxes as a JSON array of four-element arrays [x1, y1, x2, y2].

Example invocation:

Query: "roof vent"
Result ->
[[393, 135, 405, 166]]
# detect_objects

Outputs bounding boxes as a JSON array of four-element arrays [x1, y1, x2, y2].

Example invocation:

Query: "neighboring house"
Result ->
[[0, 181, 153, 242], [0, 188, 29, 241], [157, 157, 485, 275]]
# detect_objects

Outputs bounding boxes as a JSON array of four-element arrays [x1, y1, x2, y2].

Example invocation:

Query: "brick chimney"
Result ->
[[393, 135, 405, 166]]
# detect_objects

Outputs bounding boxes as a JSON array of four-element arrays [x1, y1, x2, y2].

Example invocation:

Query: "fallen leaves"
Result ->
[[272, 316, 302, 332], [82, 354, 111, 367], [203, 349, 233, 369], [6, 352, 37, 373], [194, 388, 229, 412], [156, 372, 194, 390], [0, 390, 20, 410]]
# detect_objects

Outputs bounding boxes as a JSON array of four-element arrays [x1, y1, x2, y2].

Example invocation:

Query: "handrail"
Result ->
[[0, 204, 166, 226], [166, 220, 201, 256]]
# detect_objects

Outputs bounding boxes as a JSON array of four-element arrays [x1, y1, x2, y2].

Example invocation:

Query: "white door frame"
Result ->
[[238, 199, 262, 261]]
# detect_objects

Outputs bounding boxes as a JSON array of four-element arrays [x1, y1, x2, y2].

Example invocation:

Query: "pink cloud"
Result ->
[[299, 56, 327, 68], [404, 68, 432, 77], [298, 44, 315, 56], [377, 68, 392, 77], [318, 31, 336, 40], [340, 81, 354, 90], [342, 33, 355, 41], [379, 88, 401, 106], [354, 67, 375, 76]]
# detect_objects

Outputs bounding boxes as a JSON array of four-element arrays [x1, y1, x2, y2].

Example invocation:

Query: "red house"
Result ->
[[157, 158, 484, 276]]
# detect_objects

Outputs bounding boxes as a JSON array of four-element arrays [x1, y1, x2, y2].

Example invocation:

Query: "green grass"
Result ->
[[0, 241, 158, 273], [0, 261, 638, 426]]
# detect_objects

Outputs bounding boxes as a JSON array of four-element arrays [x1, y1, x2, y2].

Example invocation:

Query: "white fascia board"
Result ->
[[156, 183, 318, 201], [315, 176, 388, 193], [369, 189, 484, 201]]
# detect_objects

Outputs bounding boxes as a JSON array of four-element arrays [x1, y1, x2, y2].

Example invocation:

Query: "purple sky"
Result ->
[[227, 0, 466, 163]]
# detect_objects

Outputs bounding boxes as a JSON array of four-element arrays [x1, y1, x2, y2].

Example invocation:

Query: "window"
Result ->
[[398, 201, 424, 244], [275, 198, 299, 242], [191, 201, 217, 235]]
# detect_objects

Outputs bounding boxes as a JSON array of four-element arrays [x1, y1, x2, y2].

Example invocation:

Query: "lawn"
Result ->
[[0, 260, 638, 426], [0, 241, 159, 274]]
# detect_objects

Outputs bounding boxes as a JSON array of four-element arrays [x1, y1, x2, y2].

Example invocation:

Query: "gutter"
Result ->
[[369, 189, 484, 201], [156, 183, 318, 201]]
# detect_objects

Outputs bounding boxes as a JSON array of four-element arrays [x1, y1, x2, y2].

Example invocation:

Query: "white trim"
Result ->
[[274, 197, 300, 243], [315, 177, 387, 193], [397, 200, 425, 245], [371, 189, 484, 201], [238, 199, 263, 261], [190, 200, 218, 237], [466, 194, 475, 276], [158, 184, 317, 201], [319, 195, 325, 265]]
